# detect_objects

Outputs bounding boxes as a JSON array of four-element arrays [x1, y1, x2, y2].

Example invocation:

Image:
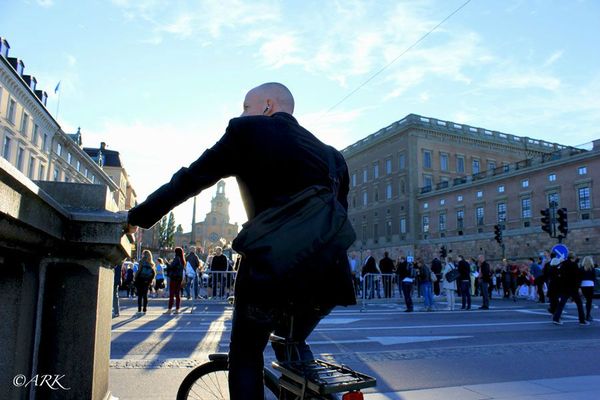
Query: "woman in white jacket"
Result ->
[[442, 256, 458, 310]]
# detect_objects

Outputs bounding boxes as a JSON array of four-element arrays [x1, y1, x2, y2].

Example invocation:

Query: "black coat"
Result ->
[[128, 112, 355, 307]]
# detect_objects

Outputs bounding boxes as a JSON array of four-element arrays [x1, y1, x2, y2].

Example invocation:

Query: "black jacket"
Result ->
[[362, 256, 378, 276], [128, 113, 354, 307], [379, 257, 395, 274], [458, 259, 471, 281]]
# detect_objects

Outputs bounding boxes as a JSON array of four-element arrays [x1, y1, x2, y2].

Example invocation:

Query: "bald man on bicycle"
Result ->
[[127, 82, 356, 399]]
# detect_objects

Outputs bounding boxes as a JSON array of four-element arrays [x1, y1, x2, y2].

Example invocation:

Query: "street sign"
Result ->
[[552, 244, 569, 259]]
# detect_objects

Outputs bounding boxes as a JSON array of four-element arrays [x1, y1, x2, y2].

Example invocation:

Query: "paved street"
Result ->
[[110, 295, 600, 399]]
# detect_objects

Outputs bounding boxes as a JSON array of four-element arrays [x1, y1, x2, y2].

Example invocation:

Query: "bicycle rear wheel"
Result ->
[[177, 358, 281, 400]]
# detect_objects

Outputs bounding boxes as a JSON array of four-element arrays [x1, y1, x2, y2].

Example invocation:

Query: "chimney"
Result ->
[[0, 37, 9, 58], [7, 57, 25, 76], [23, 75, 37, 91], [35, 90, 48, 106]]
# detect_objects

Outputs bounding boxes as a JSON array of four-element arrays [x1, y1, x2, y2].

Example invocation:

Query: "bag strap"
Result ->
[[325, 146, 341, 195]]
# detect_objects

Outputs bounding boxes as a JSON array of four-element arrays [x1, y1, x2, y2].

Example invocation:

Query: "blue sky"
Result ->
[[2, 0, 600, 232]]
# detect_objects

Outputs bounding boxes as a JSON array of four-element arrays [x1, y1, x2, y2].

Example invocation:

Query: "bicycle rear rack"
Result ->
[[272, 359, 376, 395]]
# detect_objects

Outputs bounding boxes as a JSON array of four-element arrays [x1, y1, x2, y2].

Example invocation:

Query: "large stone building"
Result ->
[[342, 113, 596, 262], [84, 141, 137, 211], [0, 37, 124, 206]]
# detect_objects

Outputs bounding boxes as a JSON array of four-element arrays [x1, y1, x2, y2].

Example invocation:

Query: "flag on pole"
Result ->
[[54, 81, 61, 94]]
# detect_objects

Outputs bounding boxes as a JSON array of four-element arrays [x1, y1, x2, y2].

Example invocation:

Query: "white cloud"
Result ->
[[36, 0, 53, 7], [300, 107, 369, 149], [543, 50, 564, 66]]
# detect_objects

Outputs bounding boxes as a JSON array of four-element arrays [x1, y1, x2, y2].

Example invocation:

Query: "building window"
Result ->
[[472, 159, 480, 174], [548, 173, 556, 182], [439, 213, 447, 231], [38, 164, 45, 180], [386, 183, 392, 200], [28, 156, 35, 179], [351, 173, 356, 187], [548, 192, 560, 207], [57, 143, 62, 157], [53, 168, 59, 181], [502, 163, 510, 172], [400, 179, 406, 195], [476, 207, 484, 226], [521, 197, 532, 219], [32, 124, 39, 146], [7, 98, 17, 124], [64, 175, 70, 183], [423, 150, 432, 169], [67, 152, 72, 164], [440, 153, 449, 171], [440, 199, 445, 206], [2, 135, 11, 160], [423, 175, 433, 189], [363, 168, 368, 183], [488, 161, 496, 171], [457, 210, 464, 230], [386, 158, 392, 174], [91, 175, 95, 183], [578, 187, 591, 210], [84, 168, 89, 178], [522, 179, 529, 188], [399, 153, 406, 170], [16, 147, 25, 172], [76, 160, 81, 172], [497, 202, 507, 223], [457, 195, 463, 202], [373, 162, 379, 179], [21, 113, 29, 136], [578, 166, 587, 175], [424, 202, 429, 209], [374, 188, 379, 202], [400, 217, 407, 234], [456, 156, 465, 173], [362, 191, 368, 206], [43, 133, 49, 152], [477, 190, 483, 198], [386, 220, 392, 238], [498, 185, 505, 193], [422, 215, 430, 233]]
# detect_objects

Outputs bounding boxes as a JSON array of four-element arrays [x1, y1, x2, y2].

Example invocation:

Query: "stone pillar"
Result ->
[[0, 158, 132, 400]]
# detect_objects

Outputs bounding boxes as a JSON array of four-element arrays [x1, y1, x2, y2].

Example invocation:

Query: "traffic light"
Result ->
[[440, 245, 447, 258], [557, 208, 568, 237], [493, 224, 503, 244], [540, 208, 552, 236]]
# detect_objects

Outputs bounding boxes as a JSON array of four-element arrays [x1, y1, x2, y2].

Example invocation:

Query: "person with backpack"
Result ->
[[442, 256, 458, 310], [135, 250, 156, 314], [167, 247, 186, 314]]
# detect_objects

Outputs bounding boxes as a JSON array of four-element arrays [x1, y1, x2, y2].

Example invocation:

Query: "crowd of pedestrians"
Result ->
[[349, 249, 596, 322], [111, 245, 235, 317]]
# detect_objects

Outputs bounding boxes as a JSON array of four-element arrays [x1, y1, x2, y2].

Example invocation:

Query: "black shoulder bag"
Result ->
[[232, 148, 356, 282]]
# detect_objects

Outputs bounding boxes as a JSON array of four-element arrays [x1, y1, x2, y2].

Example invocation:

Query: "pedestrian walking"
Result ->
[[362, 250, 379, 299], [580, 256, 596, 322], [154, 258, 166, 298], [167, 247, 185, 314], [124, 262, 135, 298], [552, 253, 588, 325], [135, 250, 156, 314], [547, 255, 562, 314]]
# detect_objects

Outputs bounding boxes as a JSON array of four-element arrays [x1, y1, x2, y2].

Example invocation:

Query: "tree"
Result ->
[[157, 216, 168, 249], [166, 211, 176, 248]]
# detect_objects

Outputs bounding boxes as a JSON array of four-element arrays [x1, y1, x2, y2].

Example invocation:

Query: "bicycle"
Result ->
[[176, 313, 376, 399]]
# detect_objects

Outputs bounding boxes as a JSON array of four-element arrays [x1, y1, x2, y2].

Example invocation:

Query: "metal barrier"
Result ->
[[195, 270, 237, 302], [361, 273, 409, 308]]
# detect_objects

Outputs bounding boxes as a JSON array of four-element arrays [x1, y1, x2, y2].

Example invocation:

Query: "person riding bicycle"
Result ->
[[126, 82, 356, 400]]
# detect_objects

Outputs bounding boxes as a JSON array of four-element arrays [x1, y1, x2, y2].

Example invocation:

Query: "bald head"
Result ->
[[241, 82, 295, 117]]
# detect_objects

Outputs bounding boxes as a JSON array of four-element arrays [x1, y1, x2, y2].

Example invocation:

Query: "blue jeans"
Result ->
[[421, 282, 434, 308], [228, 303, 333, 400], [184, 278, 193, 298], [461, 280, 471, 309]]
